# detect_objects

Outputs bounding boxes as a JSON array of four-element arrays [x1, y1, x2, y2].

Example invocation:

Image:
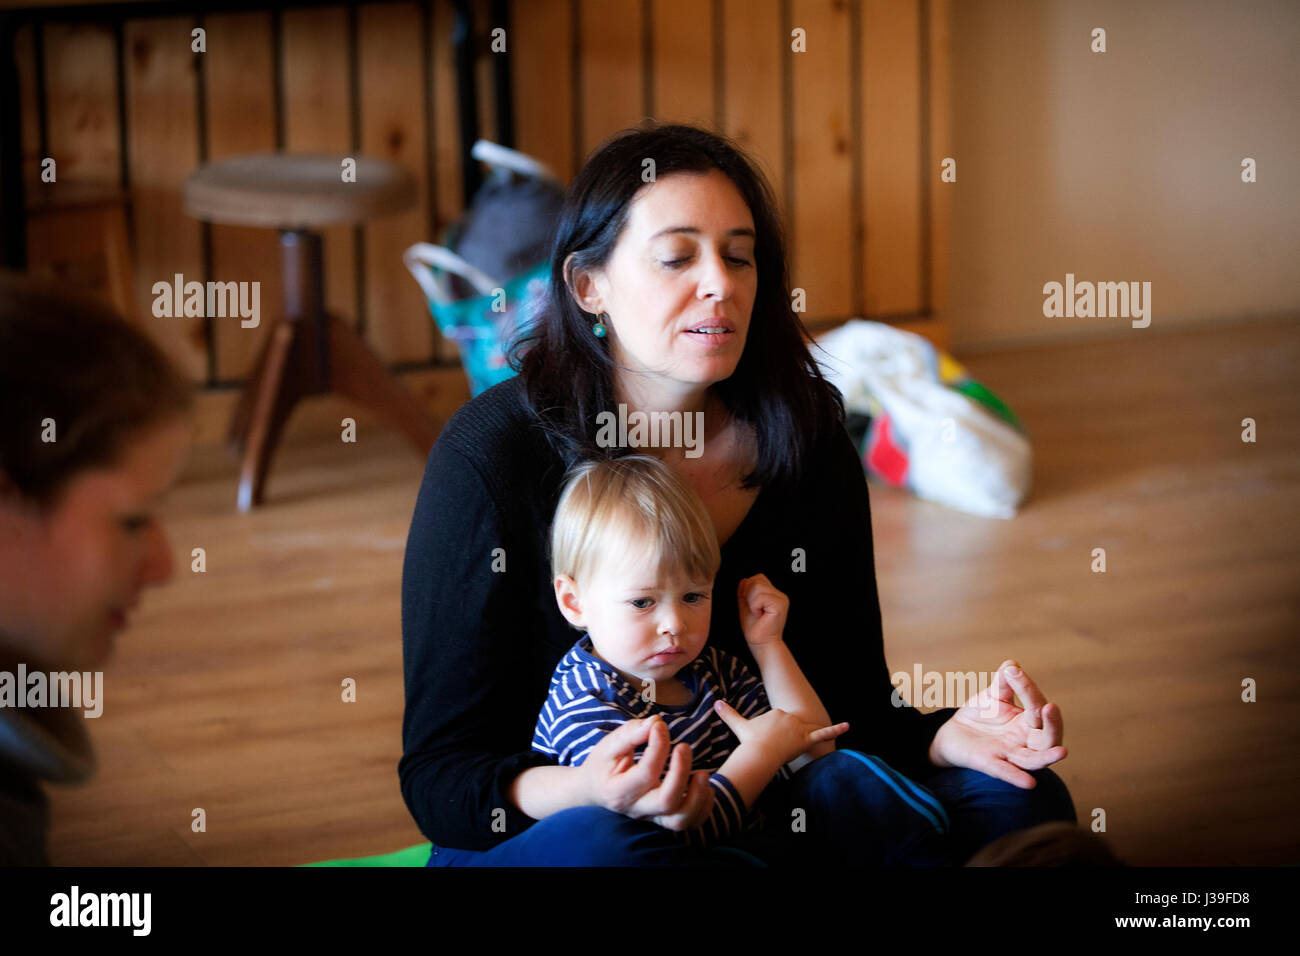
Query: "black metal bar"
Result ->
[[112, 17, 134, 291], [32, 18, 47, 161], [113, 19, 129, 192], [0, 14, 28, 269], [271, 4, 284, 151], [490, 0, 512, 148], [420, 0, 436, 242], [419, 0, 439, 363], [452, 0, 480, 207]]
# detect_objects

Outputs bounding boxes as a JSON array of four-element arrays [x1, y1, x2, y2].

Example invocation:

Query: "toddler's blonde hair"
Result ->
[[551, 454, 721, 595]]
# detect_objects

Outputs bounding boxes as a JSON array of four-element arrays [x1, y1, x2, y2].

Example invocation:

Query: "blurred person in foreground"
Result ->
[[0, 271, 193, 865]]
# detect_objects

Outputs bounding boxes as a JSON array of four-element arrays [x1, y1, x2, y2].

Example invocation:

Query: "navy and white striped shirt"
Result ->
[[532, 633, 793, 848]]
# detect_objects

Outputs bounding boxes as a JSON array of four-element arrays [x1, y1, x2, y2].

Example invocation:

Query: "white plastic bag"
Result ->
[[813, 320, 1032, 519]]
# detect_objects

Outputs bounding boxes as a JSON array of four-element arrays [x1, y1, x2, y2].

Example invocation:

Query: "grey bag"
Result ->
[[443, 141, 566, 299]]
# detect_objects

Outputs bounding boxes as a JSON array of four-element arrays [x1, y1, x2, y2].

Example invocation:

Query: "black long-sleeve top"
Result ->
[[399, 375, 957, 851]]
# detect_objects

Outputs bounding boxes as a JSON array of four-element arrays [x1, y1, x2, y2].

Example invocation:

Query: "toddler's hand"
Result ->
[[714, 699, 849, 768], [737, 573, 788, 646]]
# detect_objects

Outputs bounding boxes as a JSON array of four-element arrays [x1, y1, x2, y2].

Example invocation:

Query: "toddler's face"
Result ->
[[565, 544, 712, 694]]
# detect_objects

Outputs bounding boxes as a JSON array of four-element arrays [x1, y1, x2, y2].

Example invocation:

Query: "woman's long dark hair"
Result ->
[[507, 121, 844, 492]]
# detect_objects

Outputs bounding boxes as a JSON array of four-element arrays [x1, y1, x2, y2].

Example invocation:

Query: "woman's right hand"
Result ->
[[713, 700, 849, 767], [578, 714, 715, 831]]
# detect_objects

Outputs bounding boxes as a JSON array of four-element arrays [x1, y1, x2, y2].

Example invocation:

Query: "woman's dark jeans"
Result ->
[[425, 749, 1077, 866]]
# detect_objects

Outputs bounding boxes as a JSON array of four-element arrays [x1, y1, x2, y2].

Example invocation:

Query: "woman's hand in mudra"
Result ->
[[927, 660, 1068, 789], [579, 713, 714, 831]]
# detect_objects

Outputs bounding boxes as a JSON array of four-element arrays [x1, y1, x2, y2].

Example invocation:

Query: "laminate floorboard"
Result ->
[[45, 317, 1300, 866]]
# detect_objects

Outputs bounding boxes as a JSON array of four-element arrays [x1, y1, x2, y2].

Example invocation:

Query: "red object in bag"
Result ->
[[865, 414, 910, 488]]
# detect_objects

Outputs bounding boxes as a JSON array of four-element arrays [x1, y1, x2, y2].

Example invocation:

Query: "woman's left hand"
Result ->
[[927, 660, 1068, 789]]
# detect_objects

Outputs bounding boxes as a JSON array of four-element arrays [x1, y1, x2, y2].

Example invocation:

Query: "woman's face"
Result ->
[[0, 418, 190, 671], [573, 169, 759, 391]]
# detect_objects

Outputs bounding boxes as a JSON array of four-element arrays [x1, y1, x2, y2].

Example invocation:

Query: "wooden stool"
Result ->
[[183, 152, 438, 511], [25, 181, 137, 320]]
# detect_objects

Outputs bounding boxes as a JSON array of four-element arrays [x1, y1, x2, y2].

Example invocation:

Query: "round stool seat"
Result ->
[[183, 152, 417, 229]]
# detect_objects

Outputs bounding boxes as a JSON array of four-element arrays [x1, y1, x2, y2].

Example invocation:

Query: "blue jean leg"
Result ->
[[912, 765, 1077, 864], [424, 760, 1077, 867], [425, 805, 751, 867], [726, 750, 954, 866]]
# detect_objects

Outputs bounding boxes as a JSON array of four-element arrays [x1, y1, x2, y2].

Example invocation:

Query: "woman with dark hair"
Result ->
[[0, 272, 194, 865], [400, 122, 1074, 865]]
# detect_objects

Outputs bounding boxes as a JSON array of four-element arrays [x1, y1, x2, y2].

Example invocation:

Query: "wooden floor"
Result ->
[[47, 316, 1300, 866]]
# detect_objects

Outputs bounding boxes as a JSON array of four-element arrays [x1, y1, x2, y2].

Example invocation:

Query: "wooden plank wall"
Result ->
[[11, 0, 949, 395], [126, 18, 208, 380]]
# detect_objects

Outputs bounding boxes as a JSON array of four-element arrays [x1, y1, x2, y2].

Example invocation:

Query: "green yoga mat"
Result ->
[[302, 842, 431, 867], [299, 841, 769, 866]]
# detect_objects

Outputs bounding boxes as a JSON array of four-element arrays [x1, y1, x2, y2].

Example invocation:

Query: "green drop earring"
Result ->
[[592, 312, 608, 338]]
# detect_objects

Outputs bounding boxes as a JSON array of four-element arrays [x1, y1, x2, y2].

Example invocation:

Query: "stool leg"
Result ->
[[227, 226, 436, 507], [328, 313, 438, 456], [235, 321, 301, 512], [227, 325, 273, 452], [229, 229, 327, 508]]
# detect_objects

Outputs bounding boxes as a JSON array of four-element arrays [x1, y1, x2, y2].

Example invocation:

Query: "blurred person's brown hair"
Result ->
[[0, 270, 194, 513]]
